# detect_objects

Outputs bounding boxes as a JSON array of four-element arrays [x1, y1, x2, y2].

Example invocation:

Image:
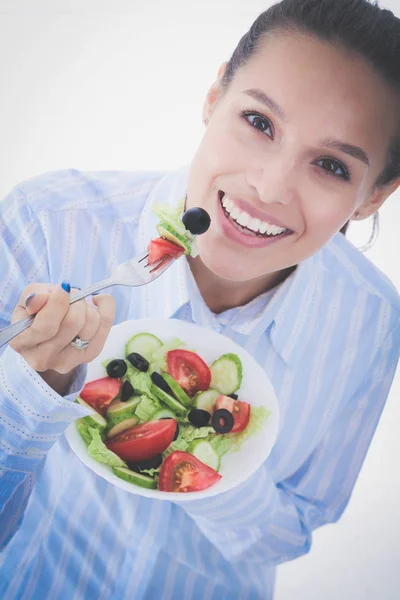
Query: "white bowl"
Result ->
[[64, 318, 279, 501]]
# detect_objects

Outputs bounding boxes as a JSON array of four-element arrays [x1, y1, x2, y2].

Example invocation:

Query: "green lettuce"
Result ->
[[166, 407, 272, 461], [134, 395, 161, 422], [152, 199, 186, 236], [76, 418, 94, 445], [151, 200, 199, 258], [163, 424, 214, 457], [87, 427, 127, 468], [149, 338, 186, 373], [125, 364, 155, 397], [221, 405, 271, 454]]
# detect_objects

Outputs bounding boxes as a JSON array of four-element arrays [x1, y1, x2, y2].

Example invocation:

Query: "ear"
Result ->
[[202, 61, 229, 125], [353, 177, 400, 220]]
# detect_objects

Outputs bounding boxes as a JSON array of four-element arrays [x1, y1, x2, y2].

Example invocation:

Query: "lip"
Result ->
[[216, 194, 293, 249], [219, 191, 293, 231]]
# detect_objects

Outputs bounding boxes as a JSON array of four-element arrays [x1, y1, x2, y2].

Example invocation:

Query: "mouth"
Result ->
[[218, 191, 294, 241]]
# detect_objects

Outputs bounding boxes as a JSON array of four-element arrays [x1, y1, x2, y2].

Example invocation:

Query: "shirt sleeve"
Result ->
[[177, 319, 400, 566], [0, 186, 91, 550]]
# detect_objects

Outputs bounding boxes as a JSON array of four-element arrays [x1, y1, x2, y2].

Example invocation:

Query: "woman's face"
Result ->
[[185, 32, 399, 282]]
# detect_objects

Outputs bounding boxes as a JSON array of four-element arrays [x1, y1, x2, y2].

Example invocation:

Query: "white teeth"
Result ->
[[230, 206, 240, 220], [220, 192, 288, 236], [249, 217, 261, 231], [236, 212, 249, 227]]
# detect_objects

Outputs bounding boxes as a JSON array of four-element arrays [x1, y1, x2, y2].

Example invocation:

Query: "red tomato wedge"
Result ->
[[147, 237, 184, 265], [80, 377, 121, 415], [215, 395, 251, 433], [105, 419, 177, 462], [167, 349, 211, 397], [158, 451, 222, 492]]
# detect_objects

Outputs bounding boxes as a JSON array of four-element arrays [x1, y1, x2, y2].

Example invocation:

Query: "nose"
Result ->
[[245, 157, 298, 206]]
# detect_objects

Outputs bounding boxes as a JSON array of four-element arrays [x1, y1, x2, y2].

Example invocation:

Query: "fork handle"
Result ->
[[0, 278, 114, 348]]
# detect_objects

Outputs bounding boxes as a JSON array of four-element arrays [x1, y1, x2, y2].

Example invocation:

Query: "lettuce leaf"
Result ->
[[151, 199, 200, 258], [152, 199, 186, 236], [87, 427, 127, 468], [149, 338, 186, 373], [134, 395, 161, 422], [212, 405, 271, 456], [76, 418, 94, 445], [163, 424, 214, 457], [124, 364, 155, 397]]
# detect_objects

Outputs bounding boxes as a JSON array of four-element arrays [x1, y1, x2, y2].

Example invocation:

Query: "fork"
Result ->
[[0, 249, 180, 348]]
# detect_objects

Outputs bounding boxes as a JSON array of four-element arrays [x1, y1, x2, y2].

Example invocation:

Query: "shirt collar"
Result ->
[[138, 164, 324, 368]]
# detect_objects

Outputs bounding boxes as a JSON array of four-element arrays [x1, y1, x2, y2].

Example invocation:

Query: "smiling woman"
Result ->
[[0, 1, 399, 600]]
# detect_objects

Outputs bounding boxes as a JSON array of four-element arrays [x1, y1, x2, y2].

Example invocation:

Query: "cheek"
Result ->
[[302, 192, 355, 238]]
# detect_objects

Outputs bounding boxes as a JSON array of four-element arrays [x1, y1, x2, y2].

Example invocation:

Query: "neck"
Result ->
[[187, 256, 296, 314]]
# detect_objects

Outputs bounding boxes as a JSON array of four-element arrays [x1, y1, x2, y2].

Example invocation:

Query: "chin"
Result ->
[[195, 237, 262, 283]]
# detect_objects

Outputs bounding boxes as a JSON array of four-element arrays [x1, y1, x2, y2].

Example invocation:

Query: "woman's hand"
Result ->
[[9, 283, 116, 376]]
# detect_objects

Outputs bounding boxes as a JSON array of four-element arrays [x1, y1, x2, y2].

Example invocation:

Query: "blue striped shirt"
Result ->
[[0, 165, 399, 600]]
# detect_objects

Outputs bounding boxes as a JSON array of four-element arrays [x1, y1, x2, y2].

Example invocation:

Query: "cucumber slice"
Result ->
[[210, 353, 243, 395], [125, 333, 162, 362], [113, 466, 157, 489], [106, 397, 142, 426], [75, 397, 107, 430], [153, 408, 176, 420], [106, 416, 139, 439], [156, 222, 191, 254], [162, 373, 192, 408], [150, 384, 187, 417], [193, 389, 220, 413], [188, 439, 220, 471]]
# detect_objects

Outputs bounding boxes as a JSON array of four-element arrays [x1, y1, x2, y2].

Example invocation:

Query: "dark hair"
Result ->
[[220, 0, 400, 235]]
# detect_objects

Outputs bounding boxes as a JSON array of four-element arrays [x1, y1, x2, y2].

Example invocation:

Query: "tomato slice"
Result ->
[[106, 419, 177, 462], [215, 395, 251, 433], [80, 377, 121, 415], [158, 451, 222, 492], [167, 349, 211, 397], [147, 237, 184, 265]]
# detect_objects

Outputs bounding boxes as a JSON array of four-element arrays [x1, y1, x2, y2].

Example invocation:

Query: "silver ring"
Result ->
[[70, 336, 90, 351]]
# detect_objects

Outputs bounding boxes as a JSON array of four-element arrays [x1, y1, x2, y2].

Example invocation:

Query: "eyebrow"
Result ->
[[242, 88, 286, 120], [321, 139, 370, 167], [242, 88, 370, 167]]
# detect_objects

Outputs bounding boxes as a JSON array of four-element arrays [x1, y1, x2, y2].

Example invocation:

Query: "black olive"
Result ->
[[151, 372, 174, 396], [160, 418, 180, 441], [212, 409, 234, 434], [181, 207, 211, 235], [228, 393, 238, 400], [106, 359, 128, 378], [127, 463, 141, 473], [129, 454, 163, 472], [127, 352, 149, 372], [120, 380, 134, 402], [188, 408, 211, 428]]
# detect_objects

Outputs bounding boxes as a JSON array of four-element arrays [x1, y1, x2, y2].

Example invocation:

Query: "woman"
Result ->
[[0, 0, 399, 598]]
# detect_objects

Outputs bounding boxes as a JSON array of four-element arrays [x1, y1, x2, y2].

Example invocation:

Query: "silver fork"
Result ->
[[0, 250, 179, 348]]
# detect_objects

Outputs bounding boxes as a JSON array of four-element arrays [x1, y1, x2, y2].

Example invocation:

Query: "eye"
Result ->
[[240, 110, 274, 140], [314, 157, 351, 182]]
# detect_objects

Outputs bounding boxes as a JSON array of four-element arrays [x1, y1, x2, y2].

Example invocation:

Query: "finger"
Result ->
[[78, 293, 116, 360], [58, 300, 102, 352], [58, 305, 102, 366], [48, 297, 88, 353], [12, 283, 56, 322], [27, 282, 72, 345]]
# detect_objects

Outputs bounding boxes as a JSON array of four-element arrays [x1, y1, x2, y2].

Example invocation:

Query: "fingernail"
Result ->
[[61, 281, 71, 293], [24, 293, 35, 308]]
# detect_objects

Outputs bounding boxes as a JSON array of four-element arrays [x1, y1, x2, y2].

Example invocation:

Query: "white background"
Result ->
[[0, 1, 399, 598]]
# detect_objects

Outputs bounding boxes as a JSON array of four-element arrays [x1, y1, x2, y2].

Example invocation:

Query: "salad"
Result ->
[[75, 332, 271, 493], [147, 201, 211, 266]]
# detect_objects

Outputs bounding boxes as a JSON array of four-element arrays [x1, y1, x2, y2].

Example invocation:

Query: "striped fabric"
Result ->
[[0, 166, 399, 600]]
